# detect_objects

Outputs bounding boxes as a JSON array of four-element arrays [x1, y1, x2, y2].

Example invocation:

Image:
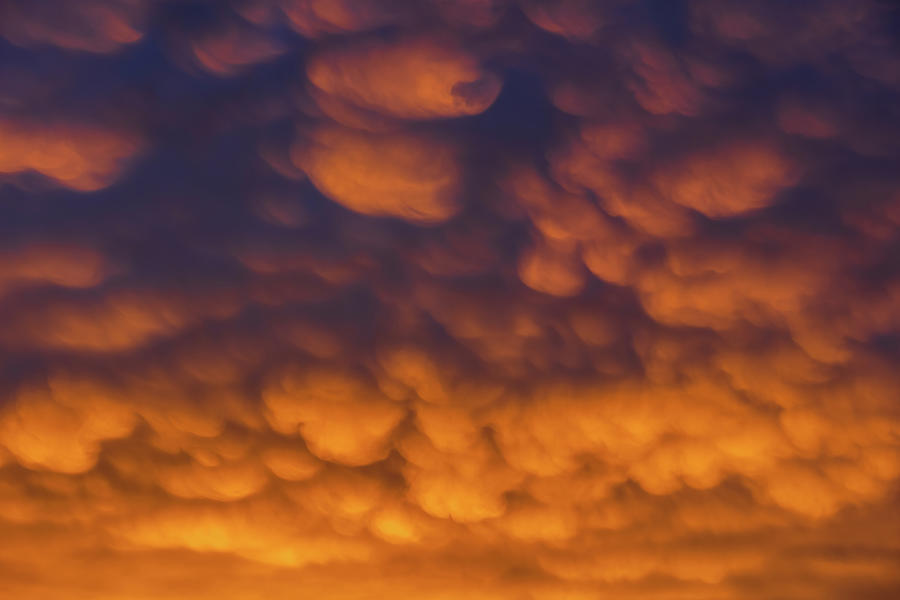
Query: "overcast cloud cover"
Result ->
[[1, 1, 899, 598]]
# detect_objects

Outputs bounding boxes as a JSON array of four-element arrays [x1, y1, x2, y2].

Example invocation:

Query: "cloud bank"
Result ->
[[0, 1, 899, 599]]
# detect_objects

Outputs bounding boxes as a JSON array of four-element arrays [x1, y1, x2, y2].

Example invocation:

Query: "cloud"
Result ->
[[189, 24, 286, 76], [518, 237, 586, 297], [0, 0, 899, 599], [625, 40, 710, 116], [114, 497, 373, 567], [400, 430, 524, 522], [263, 366, 407, 466], [0, 374, 136, 473], [651, 139, 800, 218], [520, 0, 609, 40], [156, 457, 270, 501], [0, 0, 145, 53], [294, 125, 462, 223], [0, 119, 141, 191], [0, 243, 111, 295], [278, 0, 400, 38], [306, 36, 502, 120], [2, 288, 213, 352]]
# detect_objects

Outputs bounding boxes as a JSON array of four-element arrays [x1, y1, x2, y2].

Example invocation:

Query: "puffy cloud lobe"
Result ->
[[294, 126, 462, 223], [368, 502, 435, 544], [263, 367, 406, 466], [630, 234, 846, 360], [0, 0, 145, 53], [0, 375, 136, 473], [261, 442, 322, 481], [548, 126, 698, 238], [503, 166, 613, 243], [157, 457, 270, 501], [520, 0, 608, 40], [190, 25, 286, 76], [0, 243, 111, 295], [518, 238, 586, 297], [279, 0, 399, 37], [2, 288, 234, 352], [0, 120, 141, 191], [651, 140, 800, 218], [399, 430, 523, 523], [376, 345, 455, 405], [625, 41, 709, 116], [307, 36, 502, 120]]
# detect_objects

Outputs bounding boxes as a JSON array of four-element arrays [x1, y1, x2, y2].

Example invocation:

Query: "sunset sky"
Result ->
[[1, 1, 899, 598]]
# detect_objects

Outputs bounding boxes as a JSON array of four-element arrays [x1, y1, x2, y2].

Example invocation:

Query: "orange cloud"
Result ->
[[521, 0, 608, 40], [1, 1, 899, 599], [279, 0, 399, 37], [0, 374, 136, 473], [114, 497, 373, 567], [0, 0, 145, 53], [294, 126, 462, 223], [400, 430, 523, 522], [307, 36, 501, 120], [157, 457, 270, 501], [4, 290, 198, 352], [0, 120, 141, 191], [263, 366, 407, 466], [518, 237, 586, 297], [652, 140, 800, 218], [190, 25, 286, 76], [0, 243, 111, 295], [625, 41, 709, 116], [548, 126, 697, 238]]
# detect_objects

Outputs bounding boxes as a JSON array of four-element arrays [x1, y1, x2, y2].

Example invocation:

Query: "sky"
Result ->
[[0, 1, 899, 598]]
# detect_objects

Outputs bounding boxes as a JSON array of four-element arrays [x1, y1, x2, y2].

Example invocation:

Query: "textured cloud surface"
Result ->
[[1, 1, 899, 599]]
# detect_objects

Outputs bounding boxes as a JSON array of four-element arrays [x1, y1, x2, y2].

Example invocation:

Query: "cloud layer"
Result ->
[[1, 1, 899, 599]]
